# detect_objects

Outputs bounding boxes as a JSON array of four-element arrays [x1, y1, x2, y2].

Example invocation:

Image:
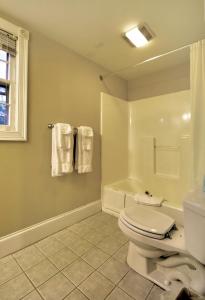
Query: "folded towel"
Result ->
[[51, 123, 74, 177], [135, 193, 164, 206], [55, 123, 73, 149], [75, 126, 94, 173], [126, 192, 164, 207]]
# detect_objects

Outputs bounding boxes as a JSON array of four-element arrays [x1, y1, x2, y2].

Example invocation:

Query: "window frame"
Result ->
[[0, 17, 29, 141]]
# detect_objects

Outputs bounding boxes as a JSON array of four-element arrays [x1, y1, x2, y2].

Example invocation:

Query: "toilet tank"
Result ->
[[183, 193, 205, 264]]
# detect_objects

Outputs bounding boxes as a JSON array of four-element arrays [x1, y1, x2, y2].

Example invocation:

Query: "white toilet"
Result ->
[[119, 195, 205, 296]]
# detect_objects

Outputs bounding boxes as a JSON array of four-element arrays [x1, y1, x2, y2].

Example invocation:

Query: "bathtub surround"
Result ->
[[0, 18, 127, 238], [129, 90, 191, 207], [101, 93, 129, 185], [102, 180, 184, 225], [102, 187, 126, 215], [101, 90, 192, 208]]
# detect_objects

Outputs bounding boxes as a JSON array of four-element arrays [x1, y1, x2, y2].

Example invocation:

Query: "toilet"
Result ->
[[118, 195, 205, 296]]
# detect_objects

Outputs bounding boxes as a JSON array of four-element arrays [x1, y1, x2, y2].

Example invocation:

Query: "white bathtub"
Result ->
[[102, 178, 183, 225]]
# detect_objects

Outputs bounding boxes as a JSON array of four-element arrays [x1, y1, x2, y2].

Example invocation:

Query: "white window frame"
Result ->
[[0, 17, 29, 141]]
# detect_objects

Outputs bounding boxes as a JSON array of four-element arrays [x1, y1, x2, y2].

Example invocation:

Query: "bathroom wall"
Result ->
[[0, 24, 127, 237], [128, 63, 190, 101], [101, 93, 128, 185], [129, 90, 192, 207]]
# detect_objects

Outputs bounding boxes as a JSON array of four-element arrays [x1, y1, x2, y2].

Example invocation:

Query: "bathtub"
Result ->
[[102, 178, 183, 225]]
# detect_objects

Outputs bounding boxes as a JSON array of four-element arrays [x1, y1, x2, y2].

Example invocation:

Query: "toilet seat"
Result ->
[[120, 205, 175, 240]]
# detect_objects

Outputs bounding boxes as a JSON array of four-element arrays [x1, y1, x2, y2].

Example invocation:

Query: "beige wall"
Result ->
[[101, 93, 128, 185], [0, 29, 127, 237], [128, 63, 190, 100]]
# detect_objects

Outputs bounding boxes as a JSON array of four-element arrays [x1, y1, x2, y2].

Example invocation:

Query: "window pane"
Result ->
[[0, 86, 7, 96], [0, 103, 8, 125], [0, 94, 6, 103], [0, 50, 9, 80], [0, 84, 9, 125], [0, 61, 7, 79], [0, 50, 7, 61]]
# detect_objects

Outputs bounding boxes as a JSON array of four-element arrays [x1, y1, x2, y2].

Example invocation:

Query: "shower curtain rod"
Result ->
[[100, 43, 192, 80]]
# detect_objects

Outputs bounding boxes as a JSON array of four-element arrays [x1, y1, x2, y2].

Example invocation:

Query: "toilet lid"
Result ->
[[121, 206, 175, 236]]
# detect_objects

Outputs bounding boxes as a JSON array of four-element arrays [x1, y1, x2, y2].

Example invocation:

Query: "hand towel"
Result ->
[[75, 126, 94, 173], [125, 192, 164, 207], [51, 123, 74, 176], [135, 193, 164, 206]]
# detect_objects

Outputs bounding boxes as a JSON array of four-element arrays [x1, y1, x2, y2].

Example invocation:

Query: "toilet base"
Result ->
[[127, 242, 188, 293]]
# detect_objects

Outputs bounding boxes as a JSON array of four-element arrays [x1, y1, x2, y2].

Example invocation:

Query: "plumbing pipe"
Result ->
[[157, 255, 205, 295]]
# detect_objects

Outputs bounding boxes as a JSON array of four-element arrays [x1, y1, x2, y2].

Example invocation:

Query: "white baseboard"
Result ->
[[0, 200, 101, 258], [102, 206, 119, 218]]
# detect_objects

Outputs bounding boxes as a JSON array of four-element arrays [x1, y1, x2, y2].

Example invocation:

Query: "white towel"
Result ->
[[126, 192, 163, 207], [75, 126, 93, 173], [51, 123, 74, 177], [135, 193, 164, 206]]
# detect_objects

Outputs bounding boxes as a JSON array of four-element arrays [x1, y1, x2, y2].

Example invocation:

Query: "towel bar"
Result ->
[[48, 124, 78, 134]]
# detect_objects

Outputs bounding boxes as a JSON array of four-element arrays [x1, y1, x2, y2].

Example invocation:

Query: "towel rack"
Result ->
[[48, 124, 78, 135]]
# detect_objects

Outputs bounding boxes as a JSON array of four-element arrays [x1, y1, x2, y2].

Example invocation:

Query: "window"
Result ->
[[0, 17, 29, 140], [0, 50, 12, 126]]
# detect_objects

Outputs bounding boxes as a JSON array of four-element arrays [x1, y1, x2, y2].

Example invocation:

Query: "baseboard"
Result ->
[[102, 206, 119, 218], [0, 200, 101, 258]]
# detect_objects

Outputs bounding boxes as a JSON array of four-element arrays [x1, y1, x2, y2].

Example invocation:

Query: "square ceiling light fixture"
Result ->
[[123, 24, 154, 48]]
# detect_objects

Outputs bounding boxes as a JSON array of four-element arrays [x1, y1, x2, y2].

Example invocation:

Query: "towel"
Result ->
[[75, 126, 93, 173], [135, 193, 164, 206], [51, 123, 74, 176], [126, 192, 164, 207]]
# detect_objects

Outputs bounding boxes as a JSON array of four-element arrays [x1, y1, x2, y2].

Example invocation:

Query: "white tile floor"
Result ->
[[0, 212, 164, 300]]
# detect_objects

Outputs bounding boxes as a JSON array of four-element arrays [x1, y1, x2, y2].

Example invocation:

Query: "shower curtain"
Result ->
[[190, 40, 205, 190]]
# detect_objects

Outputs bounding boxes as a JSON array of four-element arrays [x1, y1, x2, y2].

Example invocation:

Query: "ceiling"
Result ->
[[0, 0, 204, 80]]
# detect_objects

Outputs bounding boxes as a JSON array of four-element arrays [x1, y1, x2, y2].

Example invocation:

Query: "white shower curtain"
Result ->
[[190, 40, 205, 190]]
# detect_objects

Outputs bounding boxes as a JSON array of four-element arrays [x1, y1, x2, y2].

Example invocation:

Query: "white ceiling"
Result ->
[[0, 0, 204, 80]]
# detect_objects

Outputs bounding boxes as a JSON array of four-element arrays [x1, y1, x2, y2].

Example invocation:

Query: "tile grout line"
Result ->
[[118, 286, 136, 300], [12, 255, 40, 300], [1, 251, 49, 291], [19, 288, 43, 300], [144, 283, 155, 300], [39, 222, 128, 298], [61, 287, 89, 300], [59, 211, 120, 300], [0, 258, 24, 288], [13, 252, 68, 300], [14, 241, 96, 293], [1, 212, 129, 299], [114, 270, 137, 300], [56, 225, 121, 299], [77, 269, 117, 299], [41, 244, 80, 271], [12, 244, 47, 269], [58, 215, 130, 296], [47, 223, 129, 297], [12, 248, 74, 299], [0, 215, 83, 289]]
